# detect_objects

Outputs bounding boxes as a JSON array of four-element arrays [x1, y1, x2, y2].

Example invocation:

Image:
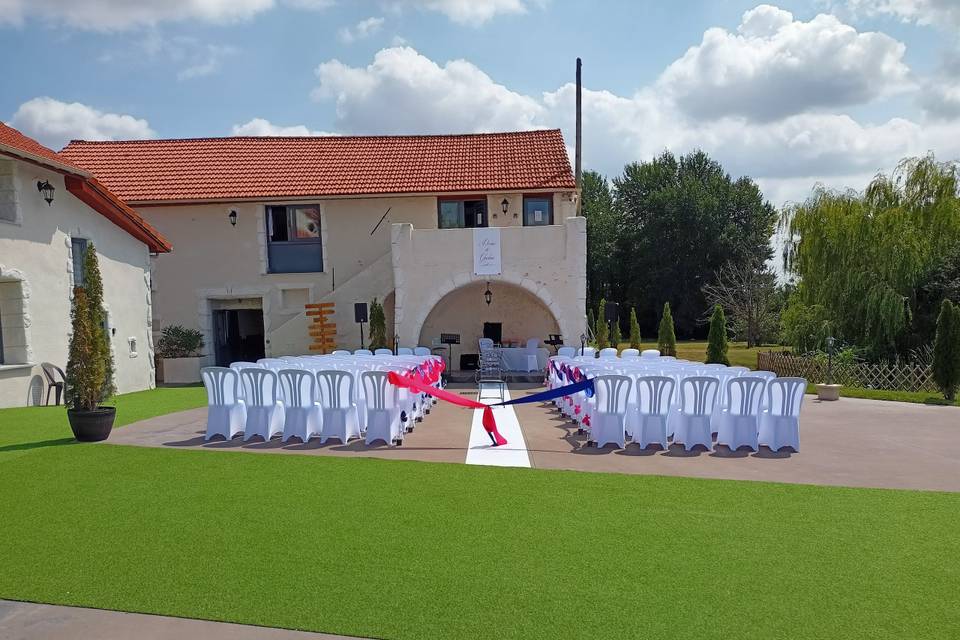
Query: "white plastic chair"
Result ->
[[239, 368, 285, 442], [413, 347, 431, 356], [397, 347, 414, 356], [557, 346, 576, 357], [590, 375, 632, 449], [752, 371, 777, 409], [354, 349, 373, 356], [672, 376, 719, 451], [621, 348, 640, 359], [599, 348, 619, 359], [332, 350, 350, 356], [201, 367, 246, 441], [640, 349, 660, 359], [580, 346, 596, 358], [524, 337, 541, 372], [716, 376, 766, 451], [315, 370, 361, 444], [228, 361, 258, 399], [374, 348, 393, 356], [632, 375, 674, 449], [759, 377, 806, 452], [361, 371, 403, 446], [278, 369, 322, 443]]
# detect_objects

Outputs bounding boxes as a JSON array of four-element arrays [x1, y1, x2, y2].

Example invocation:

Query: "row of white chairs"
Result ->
[[201, 354, 442, 447], [549, 354, 805, 452]]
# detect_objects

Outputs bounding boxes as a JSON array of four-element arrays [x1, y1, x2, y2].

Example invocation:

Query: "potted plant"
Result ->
[[815, 336, 842, 401], [156, 325, 205, 384], [65, 243, 117, 441]]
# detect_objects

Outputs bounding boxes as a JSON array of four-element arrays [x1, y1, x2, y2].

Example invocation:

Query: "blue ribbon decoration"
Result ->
[[492, 376, 594, 406]]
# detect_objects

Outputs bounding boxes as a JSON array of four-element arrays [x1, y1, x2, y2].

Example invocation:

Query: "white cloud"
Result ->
[[99, 33, 238, 81], [177, 44, 239, 80], [846, 0, 960, 29], [338, 16, 385, 44], [0, 0, 273, 30], [231, 118, 337, 136], [657, 5, 911, 122], [312, 46, 544, 134], [8, 97, 155, 150], [383, 0, 537, 24]]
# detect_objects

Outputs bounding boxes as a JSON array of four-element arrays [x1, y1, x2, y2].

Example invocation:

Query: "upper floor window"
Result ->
[[438, 198, 487, 229], [266, 205, 324, 273], [523, 196, 553, 227], [71, 238, 89, 287]]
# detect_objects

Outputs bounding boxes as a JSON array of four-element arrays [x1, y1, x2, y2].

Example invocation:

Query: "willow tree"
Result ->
[[782, 155, 960, 359]]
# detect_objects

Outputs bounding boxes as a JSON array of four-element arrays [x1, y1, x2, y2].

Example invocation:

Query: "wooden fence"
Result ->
[[756, 351, 937, 393]]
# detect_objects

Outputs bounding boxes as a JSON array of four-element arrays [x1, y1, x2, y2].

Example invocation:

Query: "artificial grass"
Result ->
[[1, 388, 959, 639]]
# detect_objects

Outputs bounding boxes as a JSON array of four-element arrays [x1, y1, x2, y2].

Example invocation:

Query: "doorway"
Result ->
[[483, 322, 502, 345], [213, 309, 265, 366]]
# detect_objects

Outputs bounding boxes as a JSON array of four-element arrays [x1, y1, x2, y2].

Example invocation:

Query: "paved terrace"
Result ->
[[108, 385, 960, 493]]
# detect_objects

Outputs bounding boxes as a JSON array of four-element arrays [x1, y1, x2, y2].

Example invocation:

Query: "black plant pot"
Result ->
[[67, 407, 116, 442]]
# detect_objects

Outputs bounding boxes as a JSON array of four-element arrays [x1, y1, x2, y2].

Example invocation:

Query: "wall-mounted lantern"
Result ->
[[483, 281, 493, 306], [36, 180, 55, 206], [501, 198, 509, 215], [228, 209, 238, 226]]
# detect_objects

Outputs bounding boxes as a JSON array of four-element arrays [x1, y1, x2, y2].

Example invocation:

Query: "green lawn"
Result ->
[[1, 388, 959, 639]]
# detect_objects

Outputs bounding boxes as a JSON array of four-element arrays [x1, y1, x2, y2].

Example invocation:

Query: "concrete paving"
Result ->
[[0, 600, 365, 640], [107, 386, 960, 492]]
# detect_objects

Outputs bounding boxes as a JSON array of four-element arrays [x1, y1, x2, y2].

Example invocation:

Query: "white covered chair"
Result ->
[[354, 349, 374, 356], [374, 348, 393, 356], [523, 338, 541, 372], [228, 361, 258, 399], [315, 369, 361, 444], [672, 376, 719, 451], [361, 371, 403, 446], [715, 376, 767, 451], [201, 367, 246, 441], [759, 377, 806, 452], [397, 347, 414, 356], [239, 368, 285, 442], [278, 369, 322, 443], [752, 371, 777, 410], [599, 348, 619, 359], [631, 375, 674, 450], [580, 346, 596, 358], [590, 374, 632, 449], [413, 347, 431, 356], [640, 349, 660, 359], [332, 350, 351, 356], [621, 348, 640, 359], [557, 346, 576, 357]]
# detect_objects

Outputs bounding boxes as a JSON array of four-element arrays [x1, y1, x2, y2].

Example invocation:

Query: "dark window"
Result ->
[[437, 198, 487, 229], [71, 238, 88, 286], [523, 196, 553, 226], [266, 205, 324, 273]]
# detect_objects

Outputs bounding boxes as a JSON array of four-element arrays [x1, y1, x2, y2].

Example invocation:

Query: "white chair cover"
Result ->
[[621, 348, 640, 359], [361, 371, 403, 446], [523, 338, 541, 372], [580, 347, 596, 358], [759, 377, 806, 452], [240, 368, 285, 441], [201, 367, 246, 441], [557, 346, 576, 357], [354, 349, 374, 356], [332, 350, 351, 356], [716, 376, 766, 451], [278, 369, 322, 443], [599, 348, 619, 359], [228, 361, 258, 399], [478, 338, 494, 349], [591, 374, 632, 449], [672, 376, 719, 451], [315, 370, 361, 444], [632, 375, 674, 449], [640, 349, 660, 359], [374, 348, 393, 356], [397, 347, 414, 356], [413, 347, 431, 356]]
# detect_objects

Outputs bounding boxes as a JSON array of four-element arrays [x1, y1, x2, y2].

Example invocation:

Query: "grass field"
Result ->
[[1, 388, 959, 638]]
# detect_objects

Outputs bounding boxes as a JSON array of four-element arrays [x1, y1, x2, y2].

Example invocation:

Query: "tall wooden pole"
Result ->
[[575, 57, 583, 215]]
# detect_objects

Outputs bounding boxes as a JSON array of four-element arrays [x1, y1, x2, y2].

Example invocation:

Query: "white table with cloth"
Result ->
[[498, 347, 550, 372]]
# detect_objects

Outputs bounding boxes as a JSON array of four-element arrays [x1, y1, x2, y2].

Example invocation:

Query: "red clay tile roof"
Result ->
[[59, 129, 576, 204], [0, 123, 171, 253]]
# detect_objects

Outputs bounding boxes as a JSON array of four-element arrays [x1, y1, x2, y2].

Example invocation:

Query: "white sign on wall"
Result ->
[[473, 227, 502, 275]]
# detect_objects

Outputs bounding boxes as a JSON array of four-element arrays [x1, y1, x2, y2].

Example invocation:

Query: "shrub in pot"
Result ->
[[65, 243, 116, 441], [156, 325, 205, 384]]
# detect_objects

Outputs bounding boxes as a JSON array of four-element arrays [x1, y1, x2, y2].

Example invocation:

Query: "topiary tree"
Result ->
[[66, 244, 114, 410], [82, 243, 115, 401], [932, 299, 960, 401], [706, 304, 730, 365], [368, 298, 388, 350], [594, 298, 608, 349], [657, 302, 677, 357], [610, 317, 622, 351], [629, 307, 641, 350]]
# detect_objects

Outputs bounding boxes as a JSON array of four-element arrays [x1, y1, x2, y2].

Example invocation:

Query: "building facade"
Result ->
[[0, 124, 170, 407], [61, 130, 586, 370]]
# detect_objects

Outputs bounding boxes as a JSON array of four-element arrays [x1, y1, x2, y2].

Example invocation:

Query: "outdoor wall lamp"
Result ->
[[483, 281, 493, 306], [228, 209, 238, 226], [36, 180, 54, 206], [501, 198, 509, 215]]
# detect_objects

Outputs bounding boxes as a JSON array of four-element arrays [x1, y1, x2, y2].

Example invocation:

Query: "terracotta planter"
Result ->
[[816, 383, 842, 401], [67, 407, 116, 442]]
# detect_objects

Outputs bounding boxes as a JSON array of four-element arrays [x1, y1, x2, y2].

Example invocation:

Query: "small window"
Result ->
[[266, 205, 323, 273], [437, 198, 487, 229], [128, 337, 138, 357], [523, 196, 553, 226], [71, 238, 88, 287]]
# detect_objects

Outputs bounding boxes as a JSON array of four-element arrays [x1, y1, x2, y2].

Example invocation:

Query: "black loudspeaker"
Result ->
[[604, 301, 619, 323], [354, 303, 368, 323]]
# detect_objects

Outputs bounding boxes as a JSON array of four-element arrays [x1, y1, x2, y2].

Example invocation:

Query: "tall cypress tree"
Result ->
[[610, 318, 622, 351], [81, 243, 115, 401], [629, 307, 642, 350], [933, 299, 960, 401], [657, 302, 677, 357], [594, 298, 608, 350], [706, 304, 730, 365]]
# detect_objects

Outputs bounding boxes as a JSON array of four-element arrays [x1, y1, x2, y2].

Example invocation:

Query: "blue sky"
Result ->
[[2, 0, 959, 204]]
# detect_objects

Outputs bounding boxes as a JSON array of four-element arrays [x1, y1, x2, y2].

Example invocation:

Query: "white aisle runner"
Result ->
[[464, 385, 531, 468]]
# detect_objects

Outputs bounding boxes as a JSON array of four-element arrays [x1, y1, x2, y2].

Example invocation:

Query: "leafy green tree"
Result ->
[[628, 307, 642, 350], [613, 150, 777, 337], [582, 171, 617, 310], [610, 318, 622, 351], [783, 154, 960, 359], [933, 300, 960, 401], [594, 298, 608, 349], [657, 302, 677, 357], [780, 297, 832, 354], [705, 304, 730, 365], [368, 298, 388, 350]]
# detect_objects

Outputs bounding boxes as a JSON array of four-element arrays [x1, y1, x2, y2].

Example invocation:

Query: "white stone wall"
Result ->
[[0, 158, 156, 408]]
